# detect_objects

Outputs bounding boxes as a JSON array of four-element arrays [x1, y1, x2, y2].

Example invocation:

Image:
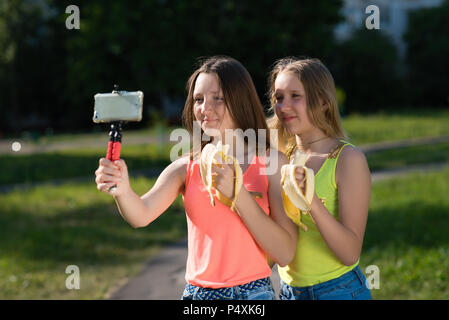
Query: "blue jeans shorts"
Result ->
[[279, 266, 372, 300], [181, 277, 276, 300]]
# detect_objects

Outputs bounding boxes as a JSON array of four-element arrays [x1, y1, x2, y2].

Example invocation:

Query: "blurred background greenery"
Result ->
[[1, 0, 448, 137], [0, 0, 448, 300]]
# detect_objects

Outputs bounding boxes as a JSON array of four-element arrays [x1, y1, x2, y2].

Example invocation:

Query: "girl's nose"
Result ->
[[201, 98, 214, 113]]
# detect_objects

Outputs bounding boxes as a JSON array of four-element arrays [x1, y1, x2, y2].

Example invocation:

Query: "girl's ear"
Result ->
[[320, 97, 329, 111]]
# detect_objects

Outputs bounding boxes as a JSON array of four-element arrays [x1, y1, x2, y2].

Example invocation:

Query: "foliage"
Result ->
[[0, 0, 343, 134], [331, 28, 402, 113], [404, 0, 449, 107]]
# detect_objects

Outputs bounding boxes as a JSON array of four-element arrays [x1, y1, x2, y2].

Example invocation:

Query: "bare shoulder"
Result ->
[[168, 154, 190, 178], [336, 145, 371, 184], [338, 145, 368, 166]]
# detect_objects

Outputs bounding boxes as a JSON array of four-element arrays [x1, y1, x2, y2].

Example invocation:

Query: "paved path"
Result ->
[[108, 163, 448, 300], [108, 236, 282, 300]]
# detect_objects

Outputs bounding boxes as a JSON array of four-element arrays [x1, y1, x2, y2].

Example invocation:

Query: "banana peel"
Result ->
[[199, 141, 243, 212], [281, 149, 315, 231]]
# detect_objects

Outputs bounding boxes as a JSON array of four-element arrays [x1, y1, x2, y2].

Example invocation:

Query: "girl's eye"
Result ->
[[194, 98, 203, 104], [275, 96, 283, 103], [215, 96, 224, 102], [292, 94, 301, 98]]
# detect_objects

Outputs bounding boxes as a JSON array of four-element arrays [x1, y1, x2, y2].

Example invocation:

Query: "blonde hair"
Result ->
[[267, 57, 347, 156]]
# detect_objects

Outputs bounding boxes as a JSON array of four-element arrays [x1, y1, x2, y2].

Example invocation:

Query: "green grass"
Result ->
[[366, 141, 449, 171], [2, 109, 448, 186], [1, 151, 448, 299], [2, 109, 448, 299], [0, 143, 177, 186], [360, 165, 449, 299], [343, 109, 449, 146], [0, 177, 186, 299], [4, 140, 449, 186]]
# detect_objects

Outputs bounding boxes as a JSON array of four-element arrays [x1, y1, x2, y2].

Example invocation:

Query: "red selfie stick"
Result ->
[[106, 85, 123, 162], [106, 122, 122, 192], [106, 122, 122, 161]]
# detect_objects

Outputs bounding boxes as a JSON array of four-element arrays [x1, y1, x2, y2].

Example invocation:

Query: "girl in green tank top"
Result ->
[[267, 57, 372, 300]]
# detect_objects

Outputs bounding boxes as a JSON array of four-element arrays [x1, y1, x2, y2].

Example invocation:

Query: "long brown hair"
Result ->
[[267, 57, 347, 155], [182, 56, 270, 160]]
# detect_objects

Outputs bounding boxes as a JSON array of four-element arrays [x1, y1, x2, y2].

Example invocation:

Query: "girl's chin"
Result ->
[[202, 127, 221, 137], [283, 123, 300, 134]]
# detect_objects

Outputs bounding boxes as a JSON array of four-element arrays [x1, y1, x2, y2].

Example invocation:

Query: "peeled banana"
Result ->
[[281, 149, 315, 231], [199, 141, 243, 212]]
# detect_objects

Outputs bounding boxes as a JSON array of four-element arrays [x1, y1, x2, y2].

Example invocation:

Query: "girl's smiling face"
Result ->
[[193, 72, 237, 138], [274, 71, 314, 135]]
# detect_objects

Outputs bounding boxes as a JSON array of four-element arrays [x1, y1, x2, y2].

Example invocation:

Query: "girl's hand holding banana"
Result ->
[[281, 149, 316, 231], [211, 160, 237, 201], [200, 141, 243, 212], [293, 167, 306, 195]]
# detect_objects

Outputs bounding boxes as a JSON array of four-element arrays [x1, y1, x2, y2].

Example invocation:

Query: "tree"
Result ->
[[331, 28, 402, 113], [0, 0, 68, 134], [0, 0, 344, 134], [404, 0, 449, 107]]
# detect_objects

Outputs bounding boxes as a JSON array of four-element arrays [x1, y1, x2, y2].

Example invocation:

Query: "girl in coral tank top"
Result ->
[[94, 56, 297, 300]]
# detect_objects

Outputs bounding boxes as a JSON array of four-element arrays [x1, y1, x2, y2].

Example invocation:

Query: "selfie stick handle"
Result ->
[[106, 85, 123, 193], [106, 84, 123, 162], [106, 122, 122, 161]]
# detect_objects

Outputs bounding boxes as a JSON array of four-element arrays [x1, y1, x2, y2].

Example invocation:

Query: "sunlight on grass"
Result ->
[[361, 165, 449, 299], [0, 143, 174, 185], [0, 177, 186, 299], [366, 142, 449, 171], [343, 110, 449, 145]]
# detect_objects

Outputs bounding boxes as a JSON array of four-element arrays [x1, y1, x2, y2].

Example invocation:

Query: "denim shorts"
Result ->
[[279, 266, 372, 300], [181, 277, 275, 300]]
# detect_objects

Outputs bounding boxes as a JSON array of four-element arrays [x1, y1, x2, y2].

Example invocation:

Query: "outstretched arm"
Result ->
[[95, 156, 188, 228]]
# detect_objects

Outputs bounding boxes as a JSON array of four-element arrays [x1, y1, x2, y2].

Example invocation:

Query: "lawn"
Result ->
[[342, 109, 449, 146], [1, 164, 448, 299], [0, 177, 186, 299], [360, 164, 449, 299], [366, 141, 449, 171], [0, 143, 175, 185], [3, 139, 449, 186], [1, 110, 448, 299], [2, 109, 448, 185]]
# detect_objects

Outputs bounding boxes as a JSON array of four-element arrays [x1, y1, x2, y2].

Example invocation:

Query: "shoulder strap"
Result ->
[[329, 140, 355, 188], [328, 140, 347, 159], [286, 139, 354, 161]]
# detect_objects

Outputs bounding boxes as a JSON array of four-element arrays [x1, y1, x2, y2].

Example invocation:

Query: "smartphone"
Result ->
[[93, 90, 143, 123]]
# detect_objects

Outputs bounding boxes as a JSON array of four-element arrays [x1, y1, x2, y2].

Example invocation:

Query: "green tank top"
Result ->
[[278, 140, 359, 287]]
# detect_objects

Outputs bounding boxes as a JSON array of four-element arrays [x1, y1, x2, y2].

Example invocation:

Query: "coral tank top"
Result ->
[[182, 154, 271, 288]]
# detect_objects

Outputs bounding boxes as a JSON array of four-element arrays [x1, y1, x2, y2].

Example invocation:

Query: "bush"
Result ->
[[404, 0, 449, 107], [331, 28, 403, 114], [0, 0, 344, 134]]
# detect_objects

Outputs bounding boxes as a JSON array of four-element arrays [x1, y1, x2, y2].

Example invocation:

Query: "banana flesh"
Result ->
[[281, 149, 315, 231], [199, 141, 243, 212]]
